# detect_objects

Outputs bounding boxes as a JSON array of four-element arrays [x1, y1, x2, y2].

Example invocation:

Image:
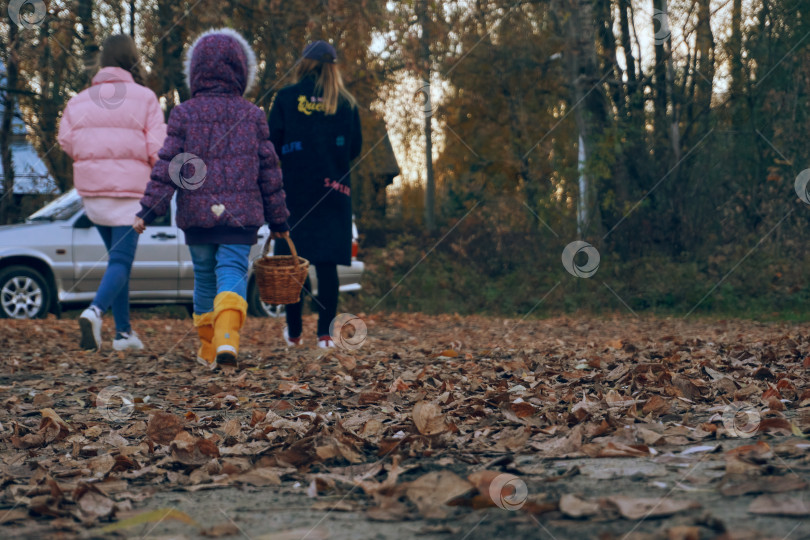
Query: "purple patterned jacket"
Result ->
[[138, 28, 289, 244]]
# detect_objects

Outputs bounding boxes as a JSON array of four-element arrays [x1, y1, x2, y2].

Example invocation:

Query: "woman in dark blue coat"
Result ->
[[269, 40, 362, 348]]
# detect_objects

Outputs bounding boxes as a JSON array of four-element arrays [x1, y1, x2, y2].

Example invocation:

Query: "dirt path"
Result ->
[[1, 313, 809, 539]]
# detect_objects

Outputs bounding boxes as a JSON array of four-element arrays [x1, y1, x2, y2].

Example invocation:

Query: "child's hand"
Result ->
[[133, 217, 146, 234], [271, 231, 289, 240]]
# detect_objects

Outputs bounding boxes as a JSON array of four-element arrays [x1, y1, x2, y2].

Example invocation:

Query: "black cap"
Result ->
[[302, 40, 337, 63]]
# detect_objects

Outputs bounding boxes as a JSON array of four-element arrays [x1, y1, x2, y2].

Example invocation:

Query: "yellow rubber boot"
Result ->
[[193, 312, 216, 369], [212, 292, 248, 367]]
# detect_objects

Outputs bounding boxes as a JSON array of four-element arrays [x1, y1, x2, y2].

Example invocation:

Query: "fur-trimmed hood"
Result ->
[[184, 28, 257, 96]]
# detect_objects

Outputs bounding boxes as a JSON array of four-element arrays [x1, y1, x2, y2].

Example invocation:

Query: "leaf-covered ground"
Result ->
[[1, 313, 809, 539]]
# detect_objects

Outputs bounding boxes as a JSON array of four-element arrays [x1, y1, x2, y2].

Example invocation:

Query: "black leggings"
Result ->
[[286, 263, 338, 338]]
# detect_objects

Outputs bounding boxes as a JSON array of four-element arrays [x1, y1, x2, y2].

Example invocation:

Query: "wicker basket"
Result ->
[[254, 236, 310, 305]]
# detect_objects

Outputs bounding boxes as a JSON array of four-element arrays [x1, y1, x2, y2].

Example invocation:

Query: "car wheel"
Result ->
[[0, 266, 51, 320], [247, 280, 287, 318]]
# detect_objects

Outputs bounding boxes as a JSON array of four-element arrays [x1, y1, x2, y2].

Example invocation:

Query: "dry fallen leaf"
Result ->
[[311, 500, 356, 512], [88, 454, 115, 477], [222, 418, 241, 438], [596, 442, 651, 458], [747, 494, 810, 516], [171, 431, 220, 465], [405, 470, 474, 518], [412, 401, 448, 435], [642, 395, 670, 416], [4, 314, 810, 539], [98, 508, 198, 533], [529, 424, 584, 457], [720, 474, 807, 496], [76, 489, 115, 520], [465, 470, 527, 509], [605, 390, 635, 408], [40, 408, 71, 438], [559, 494, 601, 518], [201, 522, 241, 537], [365, 495, 412, 522], [146, 411, 185, 445], [335, 353, 357, 371], [0, 509, 28, 524], [255, 527, 330, 540], [725, 441, 773, 461], [607, 495, 700, 520], [667, 525, 701, 540], [235, 467, 282, 486]]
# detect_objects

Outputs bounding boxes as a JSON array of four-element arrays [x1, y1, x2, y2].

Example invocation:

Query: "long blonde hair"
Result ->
[[100, 34, 146, 86], [294, 58, 356, 115]]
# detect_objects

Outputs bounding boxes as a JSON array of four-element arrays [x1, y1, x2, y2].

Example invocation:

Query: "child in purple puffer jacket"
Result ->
[[134, 28, 290, 369]]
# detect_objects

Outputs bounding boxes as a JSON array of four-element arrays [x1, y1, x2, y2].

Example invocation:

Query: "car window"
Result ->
[[28, 190, 83, 221]]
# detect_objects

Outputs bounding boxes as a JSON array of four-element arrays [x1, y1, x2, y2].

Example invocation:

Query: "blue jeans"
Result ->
[[93, 225, 139, 333], [188, 244, 251, 315]]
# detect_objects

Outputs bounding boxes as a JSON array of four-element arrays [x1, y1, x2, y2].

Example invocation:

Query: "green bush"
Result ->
[[345, 217, 810, 322]]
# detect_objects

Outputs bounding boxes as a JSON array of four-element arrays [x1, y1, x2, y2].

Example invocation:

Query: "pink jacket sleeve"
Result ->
[[144, 96, 167, 167], [57, 104, 75, 158]]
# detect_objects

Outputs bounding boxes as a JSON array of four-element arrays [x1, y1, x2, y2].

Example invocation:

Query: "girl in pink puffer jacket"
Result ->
[[58, 34, 166, 353]]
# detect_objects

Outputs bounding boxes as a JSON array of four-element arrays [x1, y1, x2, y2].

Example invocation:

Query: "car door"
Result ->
[[178, 228, 193, 297], [130, 206, 180, 296], [71, 206, 180, 297], [177, 197, 197, 297], [70, 213, 109, 294]]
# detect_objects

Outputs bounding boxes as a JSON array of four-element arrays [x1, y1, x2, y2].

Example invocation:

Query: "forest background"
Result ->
[[2, 0, 809, 319]]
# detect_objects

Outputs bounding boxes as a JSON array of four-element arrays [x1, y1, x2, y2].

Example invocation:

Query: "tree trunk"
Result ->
[[36, 16, 73, 193], [730, 0, 743, 96], [652, 0, 668, 165], [77, 0, 98, 81], [0, 22, 19, 223], [156, 0, 188, 110], [130, 0, 136, 37], [618, 0, 636, 90], [595, 0, 631, 213], [616, 0, 645, 220], [423, 75, 435, 231], [695, 0, 714, 118], [663, 0, 680, 166], [565, 0, 604, 237], [595, 0, 624, 117], [418, 0, 435, 231]]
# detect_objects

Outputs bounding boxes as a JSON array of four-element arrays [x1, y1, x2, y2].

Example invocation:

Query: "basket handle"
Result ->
[[262, 234, 301, 269]]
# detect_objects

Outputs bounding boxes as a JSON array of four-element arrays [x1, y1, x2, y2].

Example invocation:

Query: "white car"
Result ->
[[0, 189, 363, 319]]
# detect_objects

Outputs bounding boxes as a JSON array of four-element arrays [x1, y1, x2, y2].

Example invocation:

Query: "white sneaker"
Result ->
[[113, 331, 144, 351], [79, 306, 103, 351], [318, 337, 335, 349], [283, 326, 303, 347]]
